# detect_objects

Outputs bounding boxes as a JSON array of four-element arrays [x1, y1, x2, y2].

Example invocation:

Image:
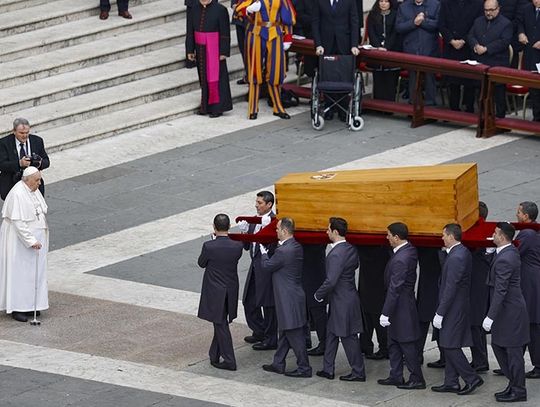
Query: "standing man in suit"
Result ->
[[483, 222, 529, 403], [515, 201, 540, 379], [431, 224, 484, 395], [467, 0, 513, 118], [0, 118, 50, 201], [517, 0, 540, 121], [378, 222, 426, 389], [239, 190, 278, 350], [315, 217, 366, 382], [99, 0, 131, 20], [197, 214, 244, 371], [260, 218, 312, 378]]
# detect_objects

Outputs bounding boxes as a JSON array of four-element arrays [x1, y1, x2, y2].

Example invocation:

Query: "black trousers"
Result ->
[[272, 327, 312, 375], [409, 71, 436, 105], [448, 83, 475, 112], [323, 331, 365, 378], [263, 306, 278, 347], [493, 83, 506, 118], [305, 305, 327, 349], [388, 337, 424, 383], [470, 325, 489, 368], [526, 323, 540, 371], [530, 88, 540, 121], [492, 343, 527, 397], [373, 70, 399, 102], [235, 24, 246, 76], [209, 321, 236, 367], [243, 276, 265, 338], [100, 0, 129, 12], [360, 311, 388, 355], [418, 321, 444, 363], [442, 347, 479, 387]]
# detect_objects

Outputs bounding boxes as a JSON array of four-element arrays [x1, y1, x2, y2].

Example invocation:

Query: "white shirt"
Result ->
[[393, 241, 408, 253], [496, 243, 512, 254], [15, 139, 32, 158], [445, 242, 461, 254], [330, 239, 346, 249]]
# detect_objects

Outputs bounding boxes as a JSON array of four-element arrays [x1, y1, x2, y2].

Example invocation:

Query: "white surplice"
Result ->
[[0, 180, 49, 313]]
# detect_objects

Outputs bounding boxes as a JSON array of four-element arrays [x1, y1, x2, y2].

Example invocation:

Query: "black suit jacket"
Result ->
[[439, 0, 483, 61], [470, 247, 492, 326], [382, 242, 420, 342], [487, 245, 530, 347], [261, 238, 307, 331], [516, 227, 540, 323], [0, 133, 50, 200], [436, 244, 473, 348], [315, 241, 363, 337], [517, 3, 540, 71], [467, 14, 513, 67], [312, 0, 360, 54], [197, 236, 244, 323], [357, 245, 390, 314], [301, 243, 327, 308]]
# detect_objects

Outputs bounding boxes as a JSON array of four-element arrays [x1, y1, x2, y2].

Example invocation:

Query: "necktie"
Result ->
[[536, 8, 539, 21], [332, 0, 338, 10], [19, 142, 27, 159]]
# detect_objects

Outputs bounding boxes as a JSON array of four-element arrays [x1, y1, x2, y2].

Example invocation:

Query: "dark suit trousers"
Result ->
[[442, 348, 479, 387], [209, 321, 236, 367], [272, 327, 312, 375], [531, 89, 540, 121], [243, 276, 265, 337], [409, 71, 436, 105], [526, 323, 540, 370], [418, 321, 444, 363], [388, 337, 424, 383], [360, 311, 388, 355], [492, 343, 527, 397], [100, 0, 129, 12], [323, 331, 365, 378], [470, 325, 489, 368], [263, 306, 278, 347], [448, 83, 475, 112], [307, 305, 327, 349], [235, 24, 246, 74]]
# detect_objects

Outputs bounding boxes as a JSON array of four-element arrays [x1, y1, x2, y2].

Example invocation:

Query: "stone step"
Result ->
[[0, 20, 184, 89], [0, 0, 184, 62], [1, 53, 246, 142], [0, 0, 51, 14], [0, 0, 153, 37]]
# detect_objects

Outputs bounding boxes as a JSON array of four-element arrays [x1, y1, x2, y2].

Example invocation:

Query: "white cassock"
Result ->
[[0, 180, 49, 313]]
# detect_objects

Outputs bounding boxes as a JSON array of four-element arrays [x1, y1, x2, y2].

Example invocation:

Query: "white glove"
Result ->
[[261, 215, 271, 228], [351, 47, 359, 56], [259, 243, 268, 255], [246, 1, 261, 13], [211, 233, 216, 240], [237, 220, 249, 233], [283, 42, 292, 51], [316, 46, 324, 56], [433, 313, 443, 330], [482, 316, 493, 332], [379, 314, 391, 327]]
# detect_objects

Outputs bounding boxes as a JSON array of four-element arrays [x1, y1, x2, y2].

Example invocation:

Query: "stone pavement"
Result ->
[[1, 101, 540, 406]]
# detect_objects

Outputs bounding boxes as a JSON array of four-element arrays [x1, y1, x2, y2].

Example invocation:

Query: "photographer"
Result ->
[[0, 118, 50, 200]]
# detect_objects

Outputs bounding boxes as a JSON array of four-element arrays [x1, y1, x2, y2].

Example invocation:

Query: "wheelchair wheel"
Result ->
[[312, 115, 325, 130], [350, 116, 364, 131]]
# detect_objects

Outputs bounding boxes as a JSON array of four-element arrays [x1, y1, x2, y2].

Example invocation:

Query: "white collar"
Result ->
[[445, 242, 461, 254], [330, 239, 346, 249], [496, 243, 512, 254], [393, 241, 408, 253]]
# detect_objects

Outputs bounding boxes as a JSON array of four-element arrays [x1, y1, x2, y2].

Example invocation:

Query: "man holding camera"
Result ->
[[0, 118, 50, 201]]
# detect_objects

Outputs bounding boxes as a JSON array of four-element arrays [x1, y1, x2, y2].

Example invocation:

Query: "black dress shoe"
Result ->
[[211, 361, 236, 371], [427, 359, 446, 368], [431, 384, 461, 393], [525, 369, 540, 379], [99, 11, 109, 20], [493, 368, 505, 376], [377, 377, 404, 386], [273, 112, 290, 119], [365, 350, 388, 360], [262, 364, 283, 374], [118, 10, 133, 19], [284, 369, 312, 378], [249, 113, 258, 120], [457, 378, 483, 395], [244, 334, 264, 344], [209, 113, 222, 118], [339, 373, 366, 382], [495, 385, 511, 397], [11, 312, 28, 322], [307, 345, 325, 356], [252, 342, 277, 351], [316, 370, 334, 380], [495, 391, 527, 402], [397, 380, 427, 390]]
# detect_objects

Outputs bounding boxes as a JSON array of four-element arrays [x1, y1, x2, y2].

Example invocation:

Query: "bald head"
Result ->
[[484, 0, 500, 20]]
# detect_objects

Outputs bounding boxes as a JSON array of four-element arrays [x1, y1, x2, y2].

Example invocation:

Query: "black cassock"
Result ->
[[186, 1, 232, 115]]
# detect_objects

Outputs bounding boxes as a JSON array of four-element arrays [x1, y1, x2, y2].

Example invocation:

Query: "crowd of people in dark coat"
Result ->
[[197, 192, 540, 403]]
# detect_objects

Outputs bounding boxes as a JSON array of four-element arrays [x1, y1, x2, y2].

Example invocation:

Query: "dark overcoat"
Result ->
[[395, 0, 440, 57], [439, 0, 483, 61], [516, 227, 540, 324], [312, 0, 359, 54], [517, 3, 540, 71], [467, 14, 513, 67], [470, 248, 492, 326]]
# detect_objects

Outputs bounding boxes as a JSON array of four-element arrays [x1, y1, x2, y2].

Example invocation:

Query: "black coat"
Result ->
[[0, 133, 50, 200], [261, 238, 307, 331], [357, 245, 390, 314], [416, 247, 442, 322], [439, 0, 483, 61], [470, 248, 492, 326], [295, 0, 314, 37], [516, 227, 540, 323], [301, 244, 327, 308], [395, 0, 440, 57], [367, 9, 401, 52], [197, 236, 244, 323], [436, 244, 473, 348], [315, 241, 363, 337], [517, 3, 540, 71], [487, 245, 530, 347], [467, 14, 513, 67], [382, 242, 421, 343], [312, 0, 360, 54]]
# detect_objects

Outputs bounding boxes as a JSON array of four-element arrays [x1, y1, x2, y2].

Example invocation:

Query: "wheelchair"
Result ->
[[310, 54, 364, 131]]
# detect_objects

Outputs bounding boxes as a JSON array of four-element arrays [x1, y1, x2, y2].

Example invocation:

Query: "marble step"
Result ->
[[0, 0, 51, 14]]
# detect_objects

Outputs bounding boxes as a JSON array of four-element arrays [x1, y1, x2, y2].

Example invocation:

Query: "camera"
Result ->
[[30, 153, 42, 168]]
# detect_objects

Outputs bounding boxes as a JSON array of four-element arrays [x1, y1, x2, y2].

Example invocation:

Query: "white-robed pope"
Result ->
[[0, 166, 49, 322]]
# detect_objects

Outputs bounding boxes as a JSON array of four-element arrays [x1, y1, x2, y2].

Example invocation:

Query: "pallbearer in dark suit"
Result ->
[[515, 201, 540, 379], [378, 222, 425, 389], [431, 224, 484, 395], [260, 218, 312, 378], [314, 218, 366, 382], [197, 214, 244, 371], [483, 222, 529, 403]]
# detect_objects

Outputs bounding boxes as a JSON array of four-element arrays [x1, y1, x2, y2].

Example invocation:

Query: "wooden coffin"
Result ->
[[274, 163, 479, 236]]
